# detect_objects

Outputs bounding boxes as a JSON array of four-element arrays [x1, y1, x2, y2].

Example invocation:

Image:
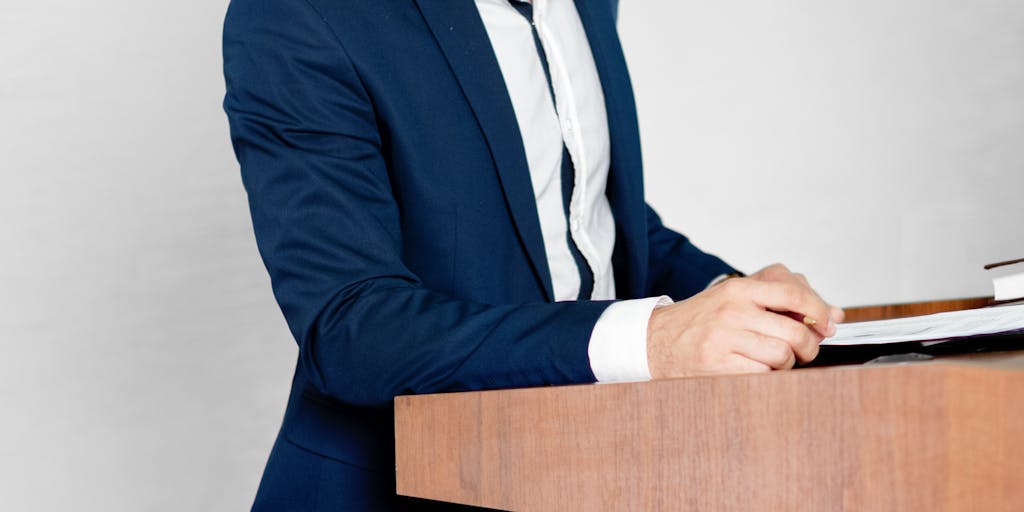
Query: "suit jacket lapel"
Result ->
[[574, 0, 649, 299], [414, 0, 555, 301]]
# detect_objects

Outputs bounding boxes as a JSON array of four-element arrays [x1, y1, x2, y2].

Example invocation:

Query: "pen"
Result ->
[[984, 258, 1024, 270]]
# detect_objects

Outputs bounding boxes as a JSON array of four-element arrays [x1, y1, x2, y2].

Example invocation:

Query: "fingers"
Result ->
[[830, 306, 845, 324], [791, 273, 841, 328], [751, 264, 843, 326], [753, 263, 792, 282], [647, 265, 840, 378], [734, 279, 836, 338], [720, 353, 773, 374], [729, 332, 797, 370], [743, 309, 822, 363]]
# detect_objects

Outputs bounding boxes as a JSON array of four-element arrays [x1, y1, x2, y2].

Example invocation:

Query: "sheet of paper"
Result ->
[[823, 304, 1024, 346]]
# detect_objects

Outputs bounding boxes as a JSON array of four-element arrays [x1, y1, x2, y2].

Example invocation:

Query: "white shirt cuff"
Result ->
[[587, 296, 673, 382]]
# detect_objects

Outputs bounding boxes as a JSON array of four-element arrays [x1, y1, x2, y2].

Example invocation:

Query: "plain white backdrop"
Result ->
[[0, 1, 1021, 510]]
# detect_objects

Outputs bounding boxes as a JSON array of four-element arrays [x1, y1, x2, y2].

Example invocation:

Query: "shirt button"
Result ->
[[570, 216, 581, 232]]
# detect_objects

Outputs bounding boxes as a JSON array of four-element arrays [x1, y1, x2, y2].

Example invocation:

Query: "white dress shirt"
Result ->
[[476, 0, 665, 382]]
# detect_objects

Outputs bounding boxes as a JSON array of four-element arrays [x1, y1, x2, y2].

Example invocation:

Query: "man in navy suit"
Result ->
[[223, 0, 843, 509]]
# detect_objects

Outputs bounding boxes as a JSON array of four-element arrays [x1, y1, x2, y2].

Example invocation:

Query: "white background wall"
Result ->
[[0, 1, 1021, 510], [623, 1, 1024, 304]]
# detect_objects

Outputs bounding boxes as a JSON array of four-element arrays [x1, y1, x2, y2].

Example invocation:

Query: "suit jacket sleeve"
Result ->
[[223, 0, 609, 408], [644, 205, 739, 300]]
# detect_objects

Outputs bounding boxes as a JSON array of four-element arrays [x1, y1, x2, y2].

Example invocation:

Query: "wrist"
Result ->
[[646, 306, 671, 379], [708, 271, 745, 288]]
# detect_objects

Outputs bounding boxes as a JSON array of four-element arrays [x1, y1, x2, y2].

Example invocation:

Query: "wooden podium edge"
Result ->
[[395, 358, 1024, 510], [394, 296, 1023, 510]]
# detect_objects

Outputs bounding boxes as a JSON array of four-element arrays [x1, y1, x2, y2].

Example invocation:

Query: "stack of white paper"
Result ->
[[823, 304, 1024, 346]]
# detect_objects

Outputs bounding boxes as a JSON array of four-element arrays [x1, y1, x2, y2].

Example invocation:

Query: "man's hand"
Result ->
[[647, 264, 844, 378]]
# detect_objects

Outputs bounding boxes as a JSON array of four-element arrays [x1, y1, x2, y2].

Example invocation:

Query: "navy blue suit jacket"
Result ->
[[223, 0, 736, 509]]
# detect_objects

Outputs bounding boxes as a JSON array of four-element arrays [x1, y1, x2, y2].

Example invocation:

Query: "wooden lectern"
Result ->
[[394, 299, 1024, 511]]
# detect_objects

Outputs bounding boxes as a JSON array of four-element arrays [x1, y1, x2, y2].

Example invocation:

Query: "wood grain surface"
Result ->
[[395, 298, 1024, 510], [842, 297, 994, 322], [395, 354, 1024, 511]]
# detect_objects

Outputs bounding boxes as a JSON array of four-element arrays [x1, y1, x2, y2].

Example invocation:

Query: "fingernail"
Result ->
[[828, 318, 837, 336]]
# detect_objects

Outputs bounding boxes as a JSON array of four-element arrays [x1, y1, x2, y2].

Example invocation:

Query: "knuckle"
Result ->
[[715, 303, 743, 322], [783, 283, 805, 306], [805, 342, 821, 362], [775, 343, 794, 364], [782, 352, 797, 370], [719, 277, 743, 295], [695, 338, 724, 366], [819, 306, 834, 325], [785, 322, 807, 342], [766, 342, 793, 368], [796, 332, 819, 358]]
